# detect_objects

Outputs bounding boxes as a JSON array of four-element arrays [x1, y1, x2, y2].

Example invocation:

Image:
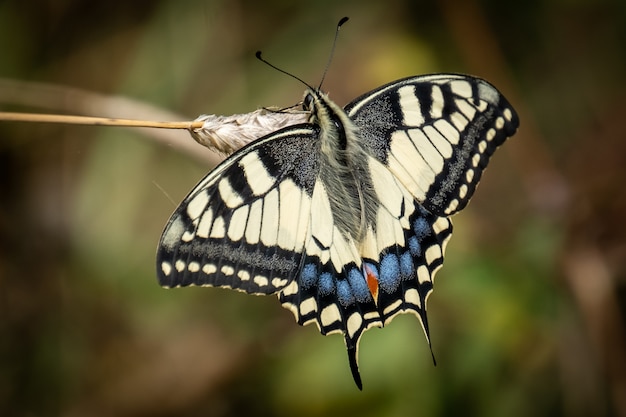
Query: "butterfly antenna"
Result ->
[[318, 16, 349, 90], [256, 17, 349, 92], [255, 51, 314, 91]]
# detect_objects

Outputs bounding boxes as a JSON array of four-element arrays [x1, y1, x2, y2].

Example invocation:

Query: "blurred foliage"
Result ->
[[1, 0, 625, 416]]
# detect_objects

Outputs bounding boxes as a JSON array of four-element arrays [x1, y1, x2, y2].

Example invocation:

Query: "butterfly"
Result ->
[[157, 72, 519, 389]]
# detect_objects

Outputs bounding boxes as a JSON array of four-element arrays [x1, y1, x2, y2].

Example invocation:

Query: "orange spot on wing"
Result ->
[[364, 264, 379, 303]]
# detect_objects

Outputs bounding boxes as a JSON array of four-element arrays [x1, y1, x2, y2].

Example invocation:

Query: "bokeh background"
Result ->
[[1, 0, 625, 416]]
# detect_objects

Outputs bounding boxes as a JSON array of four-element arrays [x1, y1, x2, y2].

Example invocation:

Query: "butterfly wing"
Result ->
[[277, 178, 454, 388], [157, 125, 322, 294], [346, 74, 519, 216], [331, 74, 519, 382], [157, 120, 387, 388]]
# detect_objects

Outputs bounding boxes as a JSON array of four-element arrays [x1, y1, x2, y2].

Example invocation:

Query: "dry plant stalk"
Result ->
[[0, 108, 309, 156]]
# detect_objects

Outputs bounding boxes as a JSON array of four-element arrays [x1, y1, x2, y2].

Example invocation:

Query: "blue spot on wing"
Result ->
[[408, 236, 421, 256], [413, 217, 431, 238], [400, 251, 414, 280], [379, 253, 401, 293], [319, 272, 335, 296], [301, 263, 318, 289], [337, 279, 355, 306], [348, 268, 372, 302]]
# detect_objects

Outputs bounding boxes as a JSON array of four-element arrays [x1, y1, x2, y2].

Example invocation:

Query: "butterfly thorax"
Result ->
[[305, 90, 379, 242]]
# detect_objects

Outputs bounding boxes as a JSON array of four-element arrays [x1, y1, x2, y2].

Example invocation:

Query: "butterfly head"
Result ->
[[302, 91, 315, 112], [302, 89, 324, 124], [301, 89, 340, 127]]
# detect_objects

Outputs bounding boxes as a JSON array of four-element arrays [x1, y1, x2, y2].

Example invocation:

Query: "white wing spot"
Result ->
[[188, 262, 200, 272], [449, 80, 473, 98], [478, 140, 488, 153], [237, 270, 250, 281], [495, 117, 505, 130], [221, 265, 235, 276], [245, 199, 263, 244], [181, 230, 195, 242], [425, 245, 442, 265], [404, 288, 421, 308], [196, 208, 214, 238], [383, 299, 402, 316], [450, 112, 467, 131], [486, 128, 496, 142], [456, 98, 477, 121], [228, 205, 249, 241], [445, 199, 459, 214], [398, 85, 424, 127], [175, 260, 186, 272], [282, 281, 299, 297], [466, 168, 475, 184], [186, 191, 209, 220], [473, 100, 488, 112], [433, 217, 451, 234], [375, 205, 406, 251], [260, 188, 279, 246], [310, 182, 334, 248], [241, 152, 275, 196], [504, 108, 513, 121], [424, 125, 453, 158], [203, 264, 217, 275], [471, 154, 481, 167], [347, 313, 363, 338], [161, 261, 172, 276], [328, 226, 361, 273], [433, 119, 460, 145], [299, 297, 318, 315], [459, 184, 468, 200], [320, 304, 341, 327], [370, 160, 406, 218], [430, 85, 444, 119], [417, 265, 431, 284], [408, 129, 444, 176], [218, 178, 244, 208], [254, 275, 269, 287], [210, 216, 226, 238], [363, 311, 379, 321], [277, 180, 305, 251], [388, 131, 430, 198], [271, 277, 288, 288]]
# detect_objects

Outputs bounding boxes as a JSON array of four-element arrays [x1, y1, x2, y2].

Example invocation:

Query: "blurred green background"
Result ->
[[1, 0, 625, 416]]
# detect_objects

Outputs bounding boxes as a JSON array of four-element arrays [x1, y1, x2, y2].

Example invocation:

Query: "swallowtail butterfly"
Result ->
[[157, 56, 519, 388]]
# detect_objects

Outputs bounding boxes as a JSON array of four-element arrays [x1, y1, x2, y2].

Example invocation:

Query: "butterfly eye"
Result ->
[[303, 93, 314, 110]]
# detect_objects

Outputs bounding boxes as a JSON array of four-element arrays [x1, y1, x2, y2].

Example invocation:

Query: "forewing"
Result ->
[[157, 126, 320, 295], [346, 74, 519, 216]]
